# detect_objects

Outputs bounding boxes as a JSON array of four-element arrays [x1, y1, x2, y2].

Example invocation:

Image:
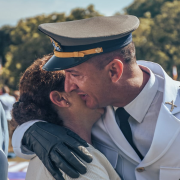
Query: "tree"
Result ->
[[2, 1, 180, 89], [125, 0, 180, 78], [0, 26, 14, 65], [0, 5, 101, 90], [125, 0, 174, 18]]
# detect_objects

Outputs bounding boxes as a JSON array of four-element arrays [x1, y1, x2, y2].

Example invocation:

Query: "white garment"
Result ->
[[12, 120, 44, 159], [0, 103, 8, 180], [0, 93, 16, 120], [114, 65, 164, 157], [25, 144, 121, 180], [92, 61, 180, 180], [128, 91, 163, 157], [12, 61, 180, 180]]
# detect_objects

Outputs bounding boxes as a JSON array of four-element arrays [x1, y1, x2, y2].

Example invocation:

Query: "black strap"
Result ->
[[115, 107, 144, 160]]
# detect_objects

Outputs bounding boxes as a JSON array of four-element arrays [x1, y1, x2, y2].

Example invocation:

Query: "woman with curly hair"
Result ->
[[12, 55, 121, 180]]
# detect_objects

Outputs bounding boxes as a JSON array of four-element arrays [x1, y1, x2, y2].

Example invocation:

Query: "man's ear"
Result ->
[[107, 59, 123, 82], [49, 91, 69, 107]]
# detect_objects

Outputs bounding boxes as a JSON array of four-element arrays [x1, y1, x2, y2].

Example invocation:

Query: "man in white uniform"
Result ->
[[12, 15, 180, 180]]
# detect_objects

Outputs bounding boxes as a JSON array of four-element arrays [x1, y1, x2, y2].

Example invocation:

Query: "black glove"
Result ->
[[22, 122, 93, 180]]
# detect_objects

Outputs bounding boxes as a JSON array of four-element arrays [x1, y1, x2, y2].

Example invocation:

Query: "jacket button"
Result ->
[[136, 167, 145, 172]]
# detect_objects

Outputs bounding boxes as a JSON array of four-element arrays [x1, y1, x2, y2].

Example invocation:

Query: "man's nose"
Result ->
[[64, 77, 78, 92]]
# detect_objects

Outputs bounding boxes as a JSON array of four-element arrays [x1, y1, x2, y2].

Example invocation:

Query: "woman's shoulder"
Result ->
[[25, 156, 54, 180], [83, 144, 121, 180], [25, 145, 121, 180]]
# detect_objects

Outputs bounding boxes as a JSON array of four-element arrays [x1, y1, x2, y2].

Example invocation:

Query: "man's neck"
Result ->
[[112, 64, 150, 107]]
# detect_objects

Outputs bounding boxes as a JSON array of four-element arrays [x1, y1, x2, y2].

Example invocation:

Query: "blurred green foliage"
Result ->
[[0, 5, 101, 89], [125, 0, 180, 78], [1, 1, 180, 90]]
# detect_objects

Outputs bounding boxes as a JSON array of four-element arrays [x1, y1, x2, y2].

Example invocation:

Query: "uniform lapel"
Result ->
[[103, 106, 141, 163], [137, 61, 180, 167]]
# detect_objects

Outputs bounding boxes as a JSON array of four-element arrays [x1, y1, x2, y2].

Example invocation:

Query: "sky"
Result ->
[[0, 0, 134, 27]]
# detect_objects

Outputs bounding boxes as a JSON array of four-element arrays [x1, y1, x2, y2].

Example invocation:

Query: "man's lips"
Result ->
[[78, 93, 88, 101]]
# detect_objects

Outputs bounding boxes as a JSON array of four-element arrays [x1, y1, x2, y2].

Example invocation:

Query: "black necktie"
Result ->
[[115, 107, 144, 160]]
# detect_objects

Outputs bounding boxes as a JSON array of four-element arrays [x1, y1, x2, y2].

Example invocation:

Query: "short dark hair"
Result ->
[[12, 55, 65, 126], [87, 41, 136, 69], [2, 86, 10, 94]]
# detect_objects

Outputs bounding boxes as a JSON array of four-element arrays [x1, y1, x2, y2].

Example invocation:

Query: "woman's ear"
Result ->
[[107, 59, 123, 83], [49, 91, 69, 107]]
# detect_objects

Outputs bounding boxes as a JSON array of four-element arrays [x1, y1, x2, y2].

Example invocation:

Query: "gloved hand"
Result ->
[[22, 122, 93, 180]]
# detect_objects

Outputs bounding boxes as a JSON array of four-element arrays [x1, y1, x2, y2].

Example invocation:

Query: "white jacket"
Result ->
[[92, 61, 180, 180]]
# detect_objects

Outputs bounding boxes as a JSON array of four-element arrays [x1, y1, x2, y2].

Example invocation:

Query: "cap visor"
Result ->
[[42, 55, 89, 71]]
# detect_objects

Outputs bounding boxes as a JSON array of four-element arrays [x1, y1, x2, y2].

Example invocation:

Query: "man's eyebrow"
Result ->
[[65, 70, 79, 73]]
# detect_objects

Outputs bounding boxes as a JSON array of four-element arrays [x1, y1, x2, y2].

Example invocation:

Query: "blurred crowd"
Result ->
[[0, 85, 19, 158]]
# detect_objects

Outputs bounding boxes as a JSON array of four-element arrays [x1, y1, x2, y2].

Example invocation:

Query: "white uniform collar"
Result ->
[[117, 65, 159, 123]]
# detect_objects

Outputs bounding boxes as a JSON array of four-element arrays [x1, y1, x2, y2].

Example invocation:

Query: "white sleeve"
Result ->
[[12, 120, 45, 159]]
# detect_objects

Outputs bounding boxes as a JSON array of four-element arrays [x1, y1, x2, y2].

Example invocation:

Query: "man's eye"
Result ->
[[72, 74, 79, 77]]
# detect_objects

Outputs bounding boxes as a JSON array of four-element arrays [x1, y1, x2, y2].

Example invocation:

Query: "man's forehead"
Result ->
[[65, 69, 78, 73], [65, 66, 82, 73], [65, 62, 89, 73]]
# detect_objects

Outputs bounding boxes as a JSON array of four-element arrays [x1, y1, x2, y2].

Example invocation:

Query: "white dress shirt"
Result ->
[[114, 65, 164, 157]]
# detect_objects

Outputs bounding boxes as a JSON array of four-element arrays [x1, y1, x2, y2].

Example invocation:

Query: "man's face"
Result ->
[[64, 62, 111, 109]]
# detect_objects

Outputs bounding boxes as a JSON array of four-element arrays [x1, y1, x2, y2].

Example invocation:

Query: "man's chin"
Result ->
[[85, 100, 98, 109]]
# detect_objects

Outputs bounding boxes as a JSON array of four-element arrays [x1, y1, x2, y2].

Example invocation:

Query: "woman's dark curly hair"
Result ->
[[12, 55, 65, 126]]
